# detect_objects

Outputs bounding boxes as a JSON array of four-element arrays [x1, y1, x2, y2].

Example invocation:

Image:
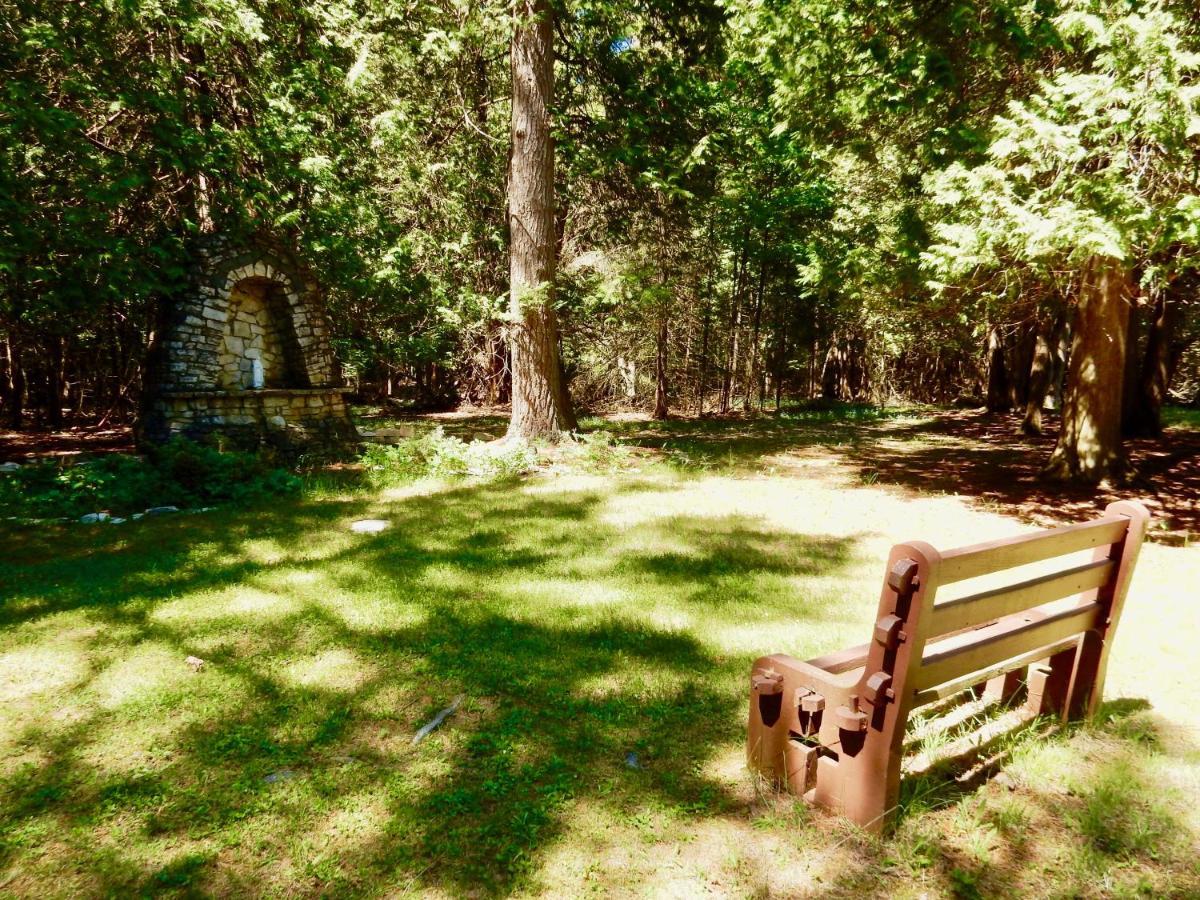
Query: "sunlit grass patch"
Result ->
[[280, 648, 376, 694], [0, 643, 90, 704]]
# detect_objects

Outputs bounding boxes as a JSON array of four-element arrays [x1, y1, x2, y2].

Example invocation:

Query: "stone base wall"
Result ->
[[143, 388, 358, 456]]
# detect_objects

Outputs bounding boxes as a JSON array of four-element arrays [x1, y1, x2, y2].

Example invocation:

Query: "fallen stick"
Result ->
[[412, 696, 464, 745]]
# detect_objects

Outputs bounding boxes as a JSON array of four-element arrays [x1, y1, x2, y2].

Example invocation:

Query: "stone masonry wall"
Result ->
[[142, 235, 356, 453]]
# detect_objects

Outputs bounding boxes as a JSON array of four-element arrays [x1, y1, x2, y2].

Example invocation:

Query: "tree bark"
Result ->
[[1008, 321, 1037, 409], [653, 321, 669, 419], [1044, 257, 1132, 483], [1126, 292, 1181, 437], [822, 339, 847, 400], [985, 325, 1010, 413], [697, 296, 711, 415], [1021, 311, 1066, 435], [744, 255, 765, 412], [1, 334, 23, 428], [1119, 298, 1143, 436], [505, 0, 575, 440]]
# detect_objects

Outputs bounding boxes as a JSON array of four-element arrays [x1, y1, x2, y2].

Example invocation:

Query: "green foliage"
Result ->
[[358, 428, 537, 487], [949, 866, 986, 900], [925, 0, 1200, 289], [4, 0, 1198, 428], [576, 430, 633, 472], [0, 438, 299, 519]]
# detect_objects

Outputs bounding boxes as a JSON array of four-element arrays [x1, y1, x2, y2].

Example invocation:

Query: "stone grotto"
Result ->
[[141, 235, 357, 452]]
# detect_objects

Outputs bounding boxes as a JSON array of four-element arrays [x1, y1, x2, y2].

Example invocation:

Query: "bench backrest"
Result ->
[[887, 500, 1150, 711]]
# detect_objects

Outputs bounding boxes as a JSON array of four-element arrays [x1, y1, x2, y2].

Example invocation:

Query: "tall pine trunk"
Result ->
[[653, 321, 669, 419], [506, 0, 575, 440], [1125, 292, 1179, 437], [1044, 257, 1131, 483], [985, 325, 1010, 412], [1021, 311, 1066, 435], [1119, 300, 1143, 436]]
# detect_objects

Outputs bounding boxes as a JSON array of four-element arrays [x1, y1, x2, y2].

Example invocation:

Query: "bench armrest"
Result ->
[[753, 652, 865, 699]]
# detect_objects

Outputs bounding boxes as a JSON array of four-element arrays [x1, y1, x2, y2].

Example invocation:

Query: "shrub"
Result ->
[[576, 430, 631, 472], [0, 438, 300, 519], [359, 428, 536, 487]]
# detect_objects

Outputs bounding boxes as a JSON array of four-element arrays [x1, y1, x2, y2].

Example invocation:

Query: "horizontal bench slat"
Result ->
[[937, 516, 1128, 585], [915, 602, 1100, 691], [910, 634, 1082, 707], [929, 558, 1115, 638]]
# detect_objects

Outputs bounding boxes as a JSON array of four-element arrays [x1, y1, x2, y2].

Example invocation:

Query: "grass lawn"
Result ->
[[2, 409, 1198, 897]]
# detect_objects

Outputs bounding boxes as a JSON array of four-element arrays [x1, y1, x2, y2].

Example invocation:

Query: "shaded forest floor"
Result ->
[[0, 425, 134, 461], [1, 406, 1198, 897]]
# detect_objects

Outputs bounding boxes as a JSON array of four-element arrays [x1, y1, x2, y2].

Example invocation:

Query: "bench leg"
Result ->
[[747, 691, 790, 788], [1026, 647, 1076, 719], [808, 730, 902, 833], [785, 740, 819, 795], [1064, 630, 1105, 719], [982, 669, 1024, 706]]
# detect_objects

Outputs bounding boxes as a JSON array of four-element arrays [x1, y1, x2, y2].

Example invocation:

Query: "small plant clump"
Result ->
[[359, 427, 537, 487], [574, 431, 633, 472], [0, 438, 300, 520]]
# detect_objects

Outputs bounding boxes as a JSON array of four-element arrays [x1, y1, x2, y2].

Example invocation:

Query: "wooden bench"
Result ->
[[746, 500, 1150, 831]]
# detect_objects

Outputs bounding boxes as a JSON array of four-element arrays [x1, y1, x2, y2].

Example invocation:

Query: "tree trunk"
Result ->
[[985, 325, 1010, 413], [1049, 318, 1070, 411], [505, 0, 575, 440], [822, 340, 845, 400], [724, 295, 741, 414], [1022, 311, 1066, 435], [697, 297, 711, 415], [1, 334, 23, 428], [1119, 299, 1143, 436], [653, 321, 669, 419], [744, 256, 765, 412], [1044, 257, 1132, 483], [1125, 292, 1180, 437], [1008, 322, 1037, 409]]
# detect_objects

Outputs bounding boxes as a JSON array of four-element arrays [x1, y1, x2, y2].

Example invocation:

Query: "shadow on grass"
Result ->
[[0, 477, 862, 895], [837, 410, 1200, 541], [804, 698, 1200, 898], [578, 406, 1199, 541]]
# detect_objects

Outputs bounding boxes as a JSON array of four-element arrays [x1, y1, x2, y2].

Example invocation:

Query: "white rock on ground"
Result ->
[[350, 519, 389, 534]]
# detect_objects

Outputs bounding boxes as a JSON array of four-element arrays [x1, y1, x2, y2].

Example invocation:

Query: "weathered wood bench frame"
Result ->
[[747, 500, 1150, 832]]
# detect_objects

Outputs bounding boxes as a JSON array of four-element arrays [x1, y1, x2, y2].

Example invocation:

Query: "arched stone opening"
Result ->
[[218, 277, 310, 390]]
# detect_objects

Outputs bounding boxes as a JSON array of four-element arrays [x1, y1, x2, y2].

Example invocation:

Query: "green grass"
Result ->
[[1162, 404, 1200, 431], [2, 410, 1198, 897]]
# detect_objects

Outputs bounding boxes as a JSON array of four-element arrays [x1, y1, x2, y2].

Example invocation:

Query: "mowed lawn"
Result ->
[[2, 413, 1198, 897]]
